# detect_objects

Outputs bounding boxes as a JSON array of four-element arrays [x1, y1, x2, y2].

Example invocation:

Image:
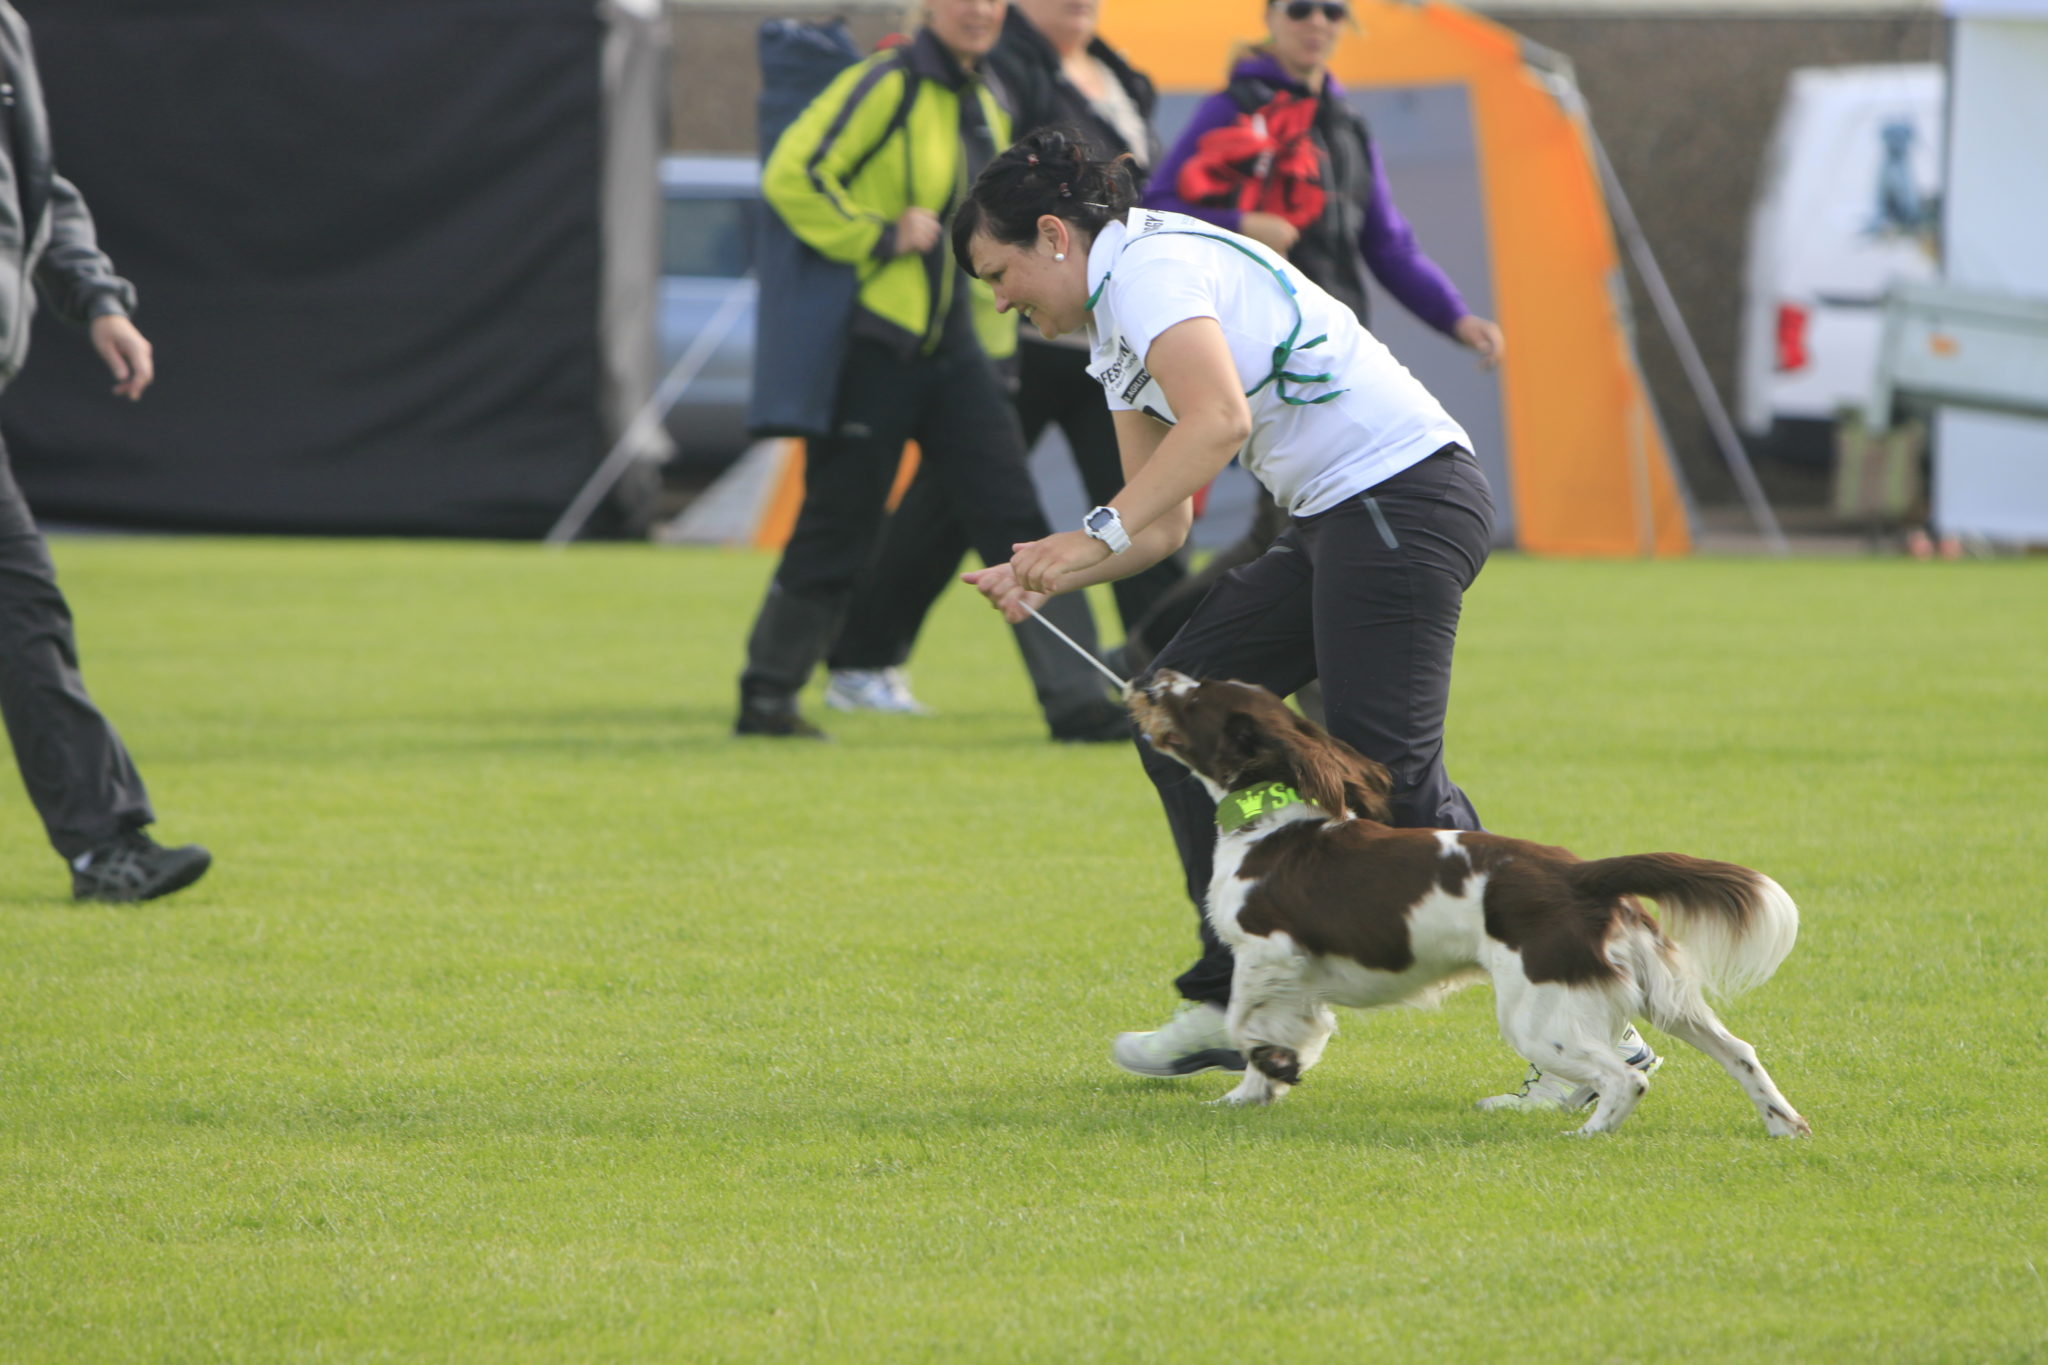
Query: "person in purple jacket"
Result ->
[[1145, 0, 1503, 360], [1115, 0, 1506, 674]]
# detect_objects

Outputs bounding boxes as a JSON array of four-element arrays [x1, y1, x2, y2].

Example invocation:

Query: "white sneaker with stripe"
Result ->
[[824, 667, 932, 715]]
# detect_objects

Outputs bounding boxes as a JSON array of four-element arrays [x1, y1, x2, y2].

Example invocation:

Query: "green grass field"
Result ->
[[2, 538, 2044, 1362]]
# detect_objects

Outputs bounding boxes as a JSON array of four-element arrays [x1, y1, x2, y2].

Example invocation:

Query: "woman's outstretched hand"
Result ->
[[961, 562, 1047, 624], [1007, 530, 1111, 596]]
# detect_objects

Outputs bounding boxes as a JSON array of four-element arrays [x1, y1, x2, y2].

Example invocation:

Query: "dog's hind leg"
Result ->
[[1658, 1012, 1810, 1138], [1560, 1043, 1650, 1136], [1495, 971, 1645, 1134], [1540, 999, 1647, 1136]]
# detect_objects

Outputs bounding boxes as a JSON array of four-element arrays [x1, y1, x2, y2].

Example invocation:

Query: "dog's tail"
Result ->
[[1569, 853, 1798, 1000]]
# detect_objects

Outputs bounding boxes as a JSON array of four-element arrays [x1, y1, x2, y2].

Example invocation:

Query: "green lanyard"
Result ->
[[1089, 229, 1348, 407]]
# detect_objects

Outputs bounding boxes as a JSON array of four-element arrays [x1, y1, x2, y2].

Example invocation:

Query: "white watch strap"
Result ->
[[1083, 506, 1131, 555]]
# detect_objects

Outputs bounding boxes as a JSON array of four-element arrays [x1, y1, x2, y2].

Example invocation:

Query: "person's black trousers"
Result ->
[[827, 341, 1187, 670], [1140, 444, 1495, 1005], [0, 434, 152, 860], [741, 335, 1101, 709]]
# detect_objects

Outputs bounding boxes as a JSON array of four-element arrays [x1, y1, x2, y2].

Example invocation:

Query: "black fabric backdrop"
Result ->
[[2, 0, 606, 537]]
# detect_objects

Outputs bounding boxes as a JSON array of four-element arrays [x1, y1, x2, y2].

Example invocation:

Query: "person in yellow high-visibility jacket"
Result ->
[[737, 0, 1126, 743]]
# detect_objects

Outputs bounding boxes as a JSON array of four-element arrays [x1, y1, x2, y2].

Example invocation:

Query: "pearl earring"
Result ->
[[1054, 252, 1066, 262]]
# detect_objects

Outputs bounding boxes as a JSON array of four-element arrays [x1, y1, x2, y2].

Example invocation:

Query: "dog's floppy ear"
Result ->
[[1218, 708, 1268, 779], [1283, 714, 1395, 821]]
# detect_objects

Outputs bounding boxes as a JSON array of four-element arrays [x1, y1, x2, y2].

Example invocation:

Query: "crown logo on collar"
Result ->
[[1216, 781, 1315, 832]]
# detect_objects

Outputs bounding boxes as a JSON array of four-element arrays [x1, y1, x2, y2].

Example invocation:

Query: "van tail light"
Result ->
[[1775, 303, 1810, 372]]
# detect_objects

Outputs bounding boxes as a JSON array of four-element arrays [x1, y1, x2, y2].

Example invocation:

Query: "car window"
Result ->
[[664, 196, 756, 278]]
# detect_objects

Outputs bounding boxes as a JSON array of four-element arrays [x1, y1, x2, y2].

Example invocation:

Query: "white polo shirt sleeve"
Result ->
[[1087, 227, 1228, 419], [1108, 256, 1222, 400]]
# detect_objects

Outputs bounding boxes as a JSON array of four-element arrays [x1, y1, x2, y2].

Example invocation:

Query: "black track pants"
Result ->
[[767, 338, 1052, 605], [827, 341, 1187, 670], [1140, 444, 1495, 1006], [0, 436, 152, 860], [741, 336, 1067, 699]]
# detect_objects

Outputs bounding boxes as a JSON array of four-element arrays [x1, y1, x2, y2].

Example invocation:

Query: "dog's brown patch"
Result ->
[[1233, 826, 1626, 985], [1459, 836, 1626, 986], [1236, 822, 1456, 972]]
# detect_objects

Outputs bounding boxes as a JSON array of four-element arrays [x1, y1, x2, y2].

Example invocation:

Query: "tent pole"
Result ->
[[1584, 127, 1789, 555], [1629, 392, 1655, 557], [546, 278, 752, 547]]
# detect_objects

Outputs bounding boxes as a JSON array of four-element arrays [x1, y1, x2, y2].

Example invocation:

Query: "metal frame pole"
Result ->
[[546, 279, 752, 547], [1585, 128, 1790, 554]]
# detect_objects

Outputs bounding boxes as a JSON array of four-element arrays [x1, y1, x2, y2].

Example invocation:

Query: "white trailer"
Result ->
[[1736, 64, 1945, 459]]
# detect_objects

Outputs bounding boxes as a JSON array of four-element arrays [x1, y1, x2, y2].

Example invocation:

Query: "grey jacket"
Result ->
[[0, 2, 135, 389]]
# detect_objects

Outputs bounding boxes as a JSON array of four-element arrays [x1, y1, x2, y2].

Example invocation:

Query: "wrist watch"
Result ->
[[1082, 505, 1131, 555]]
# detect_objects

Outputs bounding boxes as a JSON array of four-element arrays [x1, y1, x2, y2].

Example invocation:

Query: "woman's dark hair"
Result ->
[[951, 127, 1137, 278]]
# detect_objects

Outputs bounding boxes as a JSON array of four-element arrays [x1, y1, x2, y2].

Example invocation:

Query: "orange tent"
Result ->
[[1106, 0, 1691, 556]]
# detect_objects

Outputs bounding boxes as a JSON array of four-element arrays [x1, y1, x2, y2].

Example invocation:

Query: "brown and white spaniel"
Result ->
[[1129, 670, 1809, 1137]]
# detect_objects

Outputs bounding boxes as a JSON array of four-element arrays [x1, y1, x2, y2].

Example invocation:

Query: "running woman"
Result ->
[[955, 128, 1658, 1112]]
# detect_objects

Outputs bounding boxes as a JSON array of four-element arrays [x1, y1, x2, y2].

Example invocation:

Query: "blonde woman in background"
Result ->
[[737, 0, 1125, 741]]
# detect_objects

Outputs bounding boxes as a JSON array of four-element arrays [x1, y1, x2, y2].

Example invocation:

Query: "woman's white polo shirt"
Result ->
[[1083, 209, 1471, 516]]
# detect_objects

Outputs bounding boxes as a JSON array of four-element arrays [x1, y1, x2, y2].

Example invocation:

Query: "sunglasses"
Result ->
[[1281, 1, 1349, 19]]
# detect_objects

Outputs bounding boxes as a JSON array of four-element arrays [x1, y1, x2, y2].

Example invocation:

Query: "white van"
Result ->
[[1736, 64, 1944, 461]]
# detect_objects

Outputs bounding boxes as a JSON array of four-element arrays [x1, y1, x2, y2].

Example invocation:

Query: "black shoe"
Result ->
[[1047, 696, 1133, 743], [734, 700, 830, 739], [72, 830, 212, 903]]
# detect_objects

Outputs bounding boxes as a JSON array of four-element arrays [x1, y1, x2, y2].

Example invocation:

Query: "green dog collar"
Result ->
[[1215, 781, 1316, 832]]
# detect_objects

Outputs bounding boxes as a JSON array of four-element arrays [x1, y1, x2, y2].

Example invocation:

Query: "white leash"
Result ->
[[1022, 604, 1131, 693]]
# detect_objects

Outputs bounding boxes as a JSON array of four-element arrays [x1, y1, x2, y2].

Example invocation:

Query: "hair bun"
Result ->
[[1018, 127, 1071, 163], [952, 125, 1138, 279]]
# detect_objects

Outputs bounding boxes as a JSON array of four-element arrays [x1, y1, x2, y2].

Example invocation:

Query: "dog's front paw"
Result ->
[[1209, 1079, 1276, 1107]]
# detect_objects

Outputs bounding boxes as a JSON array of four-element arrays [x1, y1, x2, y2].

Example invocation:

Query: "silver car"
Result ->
[[660, 154, 759, 473]]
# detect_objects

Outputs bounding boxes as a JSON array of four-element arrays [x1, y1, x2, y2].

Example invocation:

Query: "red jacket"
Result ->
[[1174, 86, 1326, 230]]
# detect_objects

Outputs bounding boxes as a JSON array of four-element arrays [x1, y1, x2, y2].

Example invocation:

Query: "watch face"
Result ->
[[1086, 508, 1114, 533]]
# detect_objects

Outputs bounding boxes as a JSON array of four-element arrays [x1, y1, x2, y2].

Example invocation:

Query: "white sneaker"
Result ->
[[1476, 1024, 1663, 1113], [1110, 1002, 1246, 1077], [824, 667, 932, 715]]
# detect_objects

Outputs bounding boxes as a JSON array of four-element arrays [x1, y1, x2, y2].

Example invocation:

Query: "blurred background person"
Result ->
[[1128, 0, 1504, 671], [0, 0, 209, 901], [821, 0, 1180, 718], [736, 0, 1127, 741]]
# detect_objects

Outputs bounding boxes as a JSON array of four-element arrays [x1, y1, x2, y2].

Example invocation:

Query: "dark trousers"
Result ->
[[828, 341, 1187, 670], [1142, 445, 1495, 1005], [742, 336, 1087, 702], [0, 434, 152, 859]]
